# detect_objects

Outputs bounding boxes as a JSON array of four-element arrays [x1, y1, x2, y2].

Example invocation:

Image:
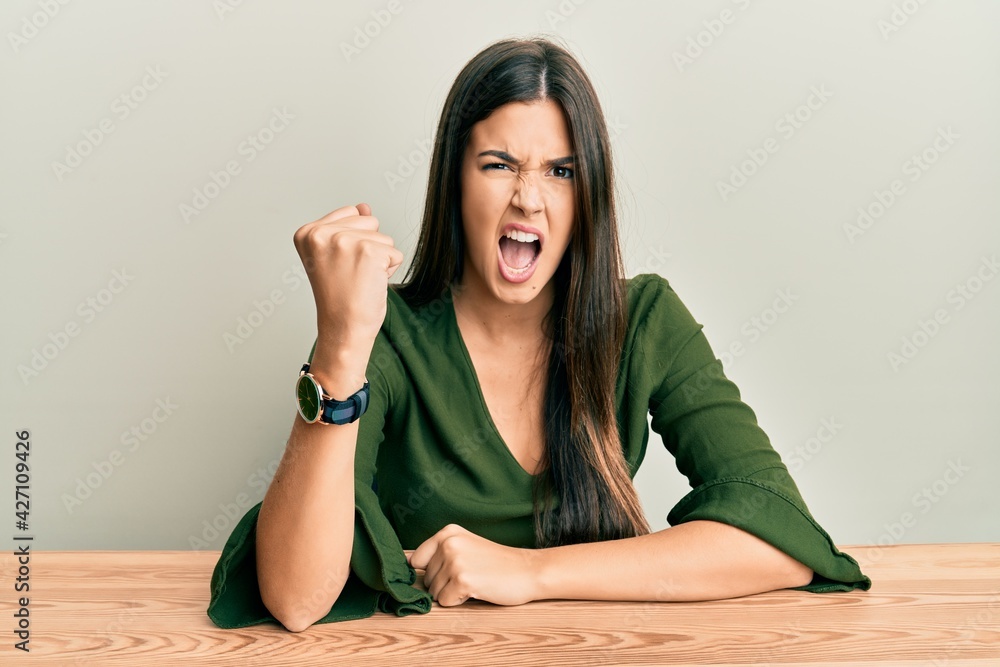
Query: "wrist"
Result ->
[[528, 547, 555, 602], [308, 348, 370, 400]]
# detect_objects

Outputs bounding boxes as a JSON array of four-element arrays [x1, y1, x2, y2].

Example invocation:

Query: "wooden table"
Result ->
[[1, 543, 997, 665]]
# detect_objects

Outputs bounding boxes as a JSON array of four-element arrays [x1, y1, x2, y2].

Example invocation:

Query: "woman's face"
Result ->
[[459, 99, 575, 305]]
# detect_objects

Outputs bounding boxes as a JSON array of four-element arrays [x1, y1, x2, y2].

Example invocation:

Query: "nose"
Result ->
[[511, 172, 543, 217]]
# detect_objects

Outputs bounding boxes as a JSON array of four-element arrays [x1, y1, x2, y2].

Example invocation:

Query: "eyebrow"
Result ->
[[477, 149, 575, 167]]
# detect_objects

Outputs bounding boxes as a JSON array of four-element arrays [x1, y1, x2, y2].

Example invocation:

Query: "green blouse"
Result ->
[[207, 273, 871, 628]]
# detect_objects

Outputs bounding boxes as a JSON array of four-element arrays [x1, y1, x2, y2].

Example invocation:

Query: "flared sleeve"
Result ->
[[206, 333, 432, 629], [634, 274, 871, 593]]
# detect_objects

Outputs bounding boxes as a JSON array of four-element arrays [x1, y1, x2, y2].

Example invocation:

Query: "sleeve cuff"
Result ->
[[665, 469, 872, 593], [206, 499, 431, 629], [350, 495, 432, 617]]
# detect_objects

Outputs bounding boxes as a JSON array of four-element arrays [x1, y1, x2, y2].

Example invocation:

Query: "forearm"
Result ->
[[532, 520, 814, 602], [256, 350, 367, 631], [256, 414, 357, 630]]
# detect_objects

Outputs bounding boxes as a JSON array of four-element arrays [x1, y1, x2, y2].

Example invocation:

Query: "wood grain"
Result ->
[[0, 544, 997, 666]]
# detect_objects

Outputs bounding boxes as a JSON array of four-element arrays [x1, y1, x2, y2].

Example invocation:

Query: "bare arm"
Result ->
[[410, 519, 813, 607], [256, 202, 403, 632], [533, 519, 814, 602], [255, 351, 367, 632]]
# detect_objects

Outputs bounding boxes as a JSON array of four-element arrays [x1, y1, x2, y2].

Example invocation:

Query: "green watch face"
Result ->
[[296, 374, 322, 423]]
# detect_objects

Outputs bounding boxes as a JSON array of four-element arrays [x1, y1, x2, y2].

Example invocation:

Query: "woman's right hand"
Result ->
[[293, 203, 404, 376]]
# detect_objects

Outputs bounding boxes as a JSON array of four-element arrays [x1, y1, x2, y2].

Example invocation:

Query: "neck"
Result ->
[[451, 274, 556, 346]]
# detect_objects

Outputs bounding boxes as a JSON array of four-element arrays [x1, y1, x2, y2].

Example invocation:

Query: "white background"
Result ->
[[2, 0, 997, 552]]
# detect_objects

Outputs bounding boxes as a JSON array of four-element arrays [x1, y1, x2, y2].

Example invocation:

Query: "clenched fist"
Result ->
[[292, 203, 403, 394]]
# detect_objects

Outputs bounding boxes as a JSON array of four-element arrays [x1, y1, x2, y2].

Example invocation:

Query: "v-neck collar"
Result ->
[[445, 288, 544, 479]]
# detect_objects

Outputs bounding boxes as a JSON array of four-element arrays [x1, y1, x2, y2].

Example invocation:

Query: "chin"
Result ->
[[491, 269, 554, 305], [495, 286, 539, 305]]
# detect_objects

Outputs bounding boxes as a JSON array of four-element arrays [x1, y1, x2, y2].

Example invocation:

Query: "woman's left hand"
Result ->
[[406, 524, 542, 606]]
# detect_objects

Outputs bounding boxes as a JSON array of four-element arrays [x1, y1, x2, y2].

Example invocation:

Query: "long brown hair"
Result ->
[[398, 37, 649, 547]]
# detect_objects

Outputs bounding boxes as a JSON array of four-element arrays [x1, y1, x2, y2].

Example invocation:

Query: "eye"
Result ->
[[551, 166, 574, 179], [483, 162, 511, 171]]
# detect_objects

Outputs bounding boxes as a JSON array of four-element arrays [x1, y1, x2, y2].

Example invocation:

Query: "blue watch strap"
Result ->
[[321, 381, 369, 424], [300, 363, 369, 425]]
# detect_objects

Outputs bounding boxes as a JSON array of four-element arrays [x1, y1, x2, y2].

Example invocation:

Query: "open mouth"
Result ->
[[498, 229, 541, 283]]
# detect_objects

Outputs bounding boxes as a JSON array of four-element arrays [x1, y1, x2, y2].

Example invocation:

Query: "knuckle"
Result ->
[[305, 226, 327, 248], [329, 230, 352, 253], [292, 224, 310, 248], [358, 240, 378, 259], [440, 535, 465, 557]]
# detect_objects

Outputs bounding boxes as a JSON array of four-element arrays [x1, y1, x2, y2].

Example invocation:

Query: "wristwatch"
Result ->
[[295, 363, 369, 425]]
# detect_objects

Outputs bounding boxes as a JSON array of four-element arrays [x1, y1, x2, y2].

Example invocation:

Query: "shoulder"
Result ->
[[383, 284, 449, 338], [624, 273, 698, 330], [364, 287, 430, 402], [622, 273, 705, 363], [371, 284, 455, 380], [625, 272, 671, 312]]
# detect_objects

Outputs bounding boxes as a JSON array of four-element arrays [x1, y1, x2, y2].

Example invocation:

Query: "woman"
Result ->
[[207, 37, 871, 632]]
